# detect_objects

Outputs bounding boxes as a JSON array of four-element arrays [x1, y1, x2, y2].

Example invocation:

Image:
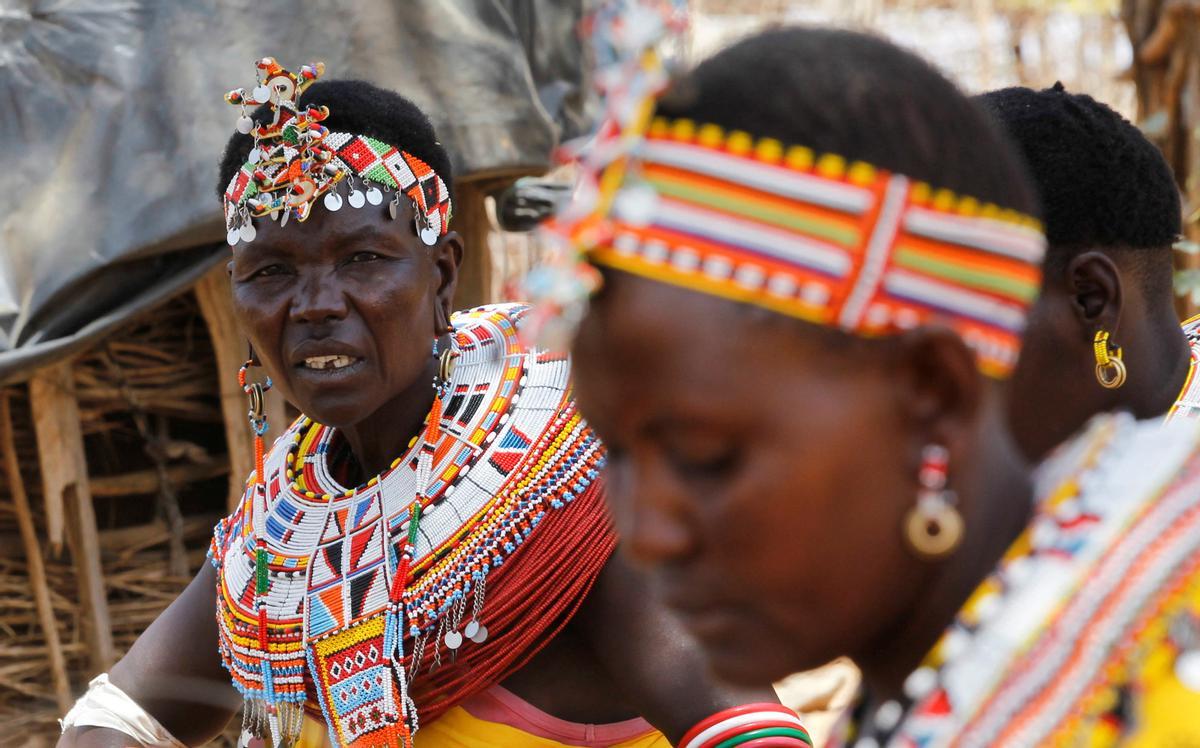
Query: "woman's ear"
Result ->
[[433, 230, 464, 322], [891, 325, 983, 451], [1066, 251, 1123, 338]]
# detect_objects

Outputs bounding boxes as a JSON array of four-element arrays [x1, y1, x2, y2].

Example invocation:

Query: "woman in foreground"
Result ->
[[566, 27, 1200, 746]]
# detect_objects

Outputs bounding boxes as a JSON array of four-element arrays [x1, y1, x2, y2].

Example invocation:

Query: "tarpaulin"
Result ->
[[0, 0, 590, 383]]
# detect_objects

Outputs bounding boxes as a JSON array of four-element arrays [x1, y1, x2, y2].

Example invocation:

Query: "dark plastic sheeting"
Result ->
[[0, 0, 590, 383]]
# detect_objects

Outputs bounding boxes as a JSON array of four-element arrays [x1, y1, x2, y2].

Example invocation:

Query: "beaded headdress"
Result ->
[[526, 19, 1046, 379], [222, 57, 452, 248]]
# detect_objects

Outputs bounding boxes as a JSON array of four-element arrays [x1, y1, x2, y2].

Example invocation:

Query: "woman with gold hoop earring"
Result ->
[[974, 84, 1195, 463]]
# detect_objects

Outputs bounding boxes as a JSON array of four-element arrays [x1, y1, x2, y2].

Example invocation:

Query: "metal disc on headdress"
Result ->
[[280, 209, 290, 227], [227, 227, 241, 246], [247, 148, 261, 165], [416, 210, 438, 246], [444, 630, 463, 650], [323, 191, 343, 212], [365, 186, 383, 206], [389, 196, 400, 221], [236, 115, 254, 135], [239, 221, 257, 243], [348, 188, 366, 209], [252, 85, 270, 101]]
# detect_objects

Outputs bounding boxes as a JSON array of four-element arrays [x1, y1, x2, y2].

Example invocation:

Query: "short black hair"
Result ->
[[655, 27, 1037, 216], [975, 84, 1180, 289], [216, 79, 453, 199]]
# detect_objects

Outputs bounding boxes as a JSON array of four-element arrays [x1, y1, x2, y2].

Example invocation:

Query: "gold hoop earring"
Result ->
[[904, 445, 964, 560], [1093, 330, 1127, 389]]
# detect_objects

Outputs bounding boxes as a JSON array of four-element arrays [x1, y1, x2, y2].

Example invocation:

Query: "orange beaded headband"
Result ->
[[580, 116, 1046, 378]]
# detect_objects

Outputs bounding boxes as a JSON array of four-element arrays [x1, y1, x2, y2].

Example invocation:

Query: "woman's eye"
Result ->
[[348, 251, 382, 263], [249, 264, 287, 279], [664, 443, 739, 478]]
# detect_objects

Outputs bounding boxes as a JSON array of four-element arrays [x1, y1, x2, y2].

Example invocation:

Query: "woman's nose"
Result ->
[[606, 459, 697, 567], [290, 273, 348, 324]]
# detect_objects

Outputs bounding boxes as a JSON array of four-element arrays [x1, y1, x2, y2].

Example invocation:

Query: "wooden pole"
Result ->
[[2, 390, 73, 712], [453, 179, 500, 310], [194, 267, 286, 511], [30, 362, 115, 671]]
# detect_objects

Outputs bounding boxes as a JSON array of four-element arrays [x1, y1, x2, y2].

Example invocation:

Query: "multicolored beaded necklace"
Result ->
[[211, 304, 613, 747], [838, 413, 1200, 747], [1166, 313, 1200, 422]]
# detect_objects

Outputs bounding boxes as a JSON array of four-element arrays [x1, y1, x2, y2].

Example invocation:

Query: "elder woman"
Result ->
[[567, 28, 1200, 746], [57, 61, 798, 748]]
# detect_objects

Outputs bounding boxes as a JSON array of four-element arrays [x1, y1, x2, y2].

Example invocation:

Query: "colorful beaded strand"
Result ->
[[237, 358, 281, 743]]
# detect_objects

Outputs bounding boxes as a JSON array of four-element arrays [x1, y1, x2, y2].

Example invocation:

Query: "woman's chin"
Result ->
[[290, 397, 371, 430], [703, 638, 798, 687]]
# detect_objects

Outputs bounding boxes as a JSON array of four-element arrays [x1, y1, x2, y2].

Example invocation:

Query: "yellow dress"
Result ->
[[297, 685, 668, 747]]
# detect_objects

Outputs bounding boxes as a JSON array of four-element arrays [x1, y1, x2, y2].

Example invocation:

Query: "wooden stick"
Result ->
[[89, 457, 229, 497], [195, 267, 286, 511], [31, 362, 116, 672], [1, 391, 72, 713]]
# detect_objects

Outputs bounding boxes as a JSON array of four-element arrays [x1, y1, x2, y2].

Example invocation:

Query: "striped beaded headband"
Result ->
[[586, 116, 1046, 378], [221, 57, 452, 248]]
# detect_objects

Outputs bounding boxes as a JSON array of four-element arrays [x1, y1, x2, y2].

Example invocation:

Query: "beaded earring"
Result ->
[[237, 348, 273, 499], [237, 350, 303, 745], [1094, 329, 1127, 389], [903, 444, 964, 560]]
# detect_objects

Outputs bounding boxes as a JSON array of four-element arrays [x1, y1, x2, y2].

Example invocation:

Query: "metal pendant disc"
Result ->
[[236, 115, 253, 135], [389, 200, 399, 221], [247, 148, 261, 164], [239, 222, 257, 242], [366, 186, 383, 205], [348, 189, 366, 209], [252, 85, 270, 102], [280, 209, 290, 227], [444, 630, 463, 650], [420, 225, 438, 246], [464, 621, 480, 639], [323, 191, 343, 212], [227, 227, 241, 247], [469, 624, 488, 644]]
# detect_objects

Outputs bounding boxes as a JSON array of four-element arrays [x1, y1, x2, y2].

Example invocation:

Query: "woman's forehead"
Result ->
[[236, 200, 417, 257]]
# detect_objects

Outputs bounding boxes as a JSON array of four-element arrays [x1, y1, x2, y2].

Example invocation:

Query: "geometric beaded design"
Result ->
[[209, 303, 606, 744], [588, 118, 1046, 378]]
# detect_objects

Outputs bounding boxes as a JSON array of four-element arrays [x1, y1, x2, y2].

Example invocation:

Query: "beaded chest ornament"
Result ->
[[222, 57, 452, 249], [211, 305, 611, 748]]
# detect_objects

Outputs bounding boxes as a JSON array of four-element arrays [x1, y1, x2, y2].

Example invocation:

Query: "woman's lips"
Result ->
[[300, 354, 360, 370], [291, 356, 367, 384], [670, 600, 747, 642]]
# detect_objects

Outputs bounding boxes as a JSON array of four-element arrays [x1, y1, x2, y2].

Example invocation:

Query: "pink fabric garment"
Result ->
[[458, 685, 659, 747]]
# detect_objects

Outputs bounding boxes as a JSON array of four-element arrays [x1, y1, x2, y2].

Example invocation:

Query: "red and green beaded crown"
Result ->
[[222, 57, 452, 248]]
